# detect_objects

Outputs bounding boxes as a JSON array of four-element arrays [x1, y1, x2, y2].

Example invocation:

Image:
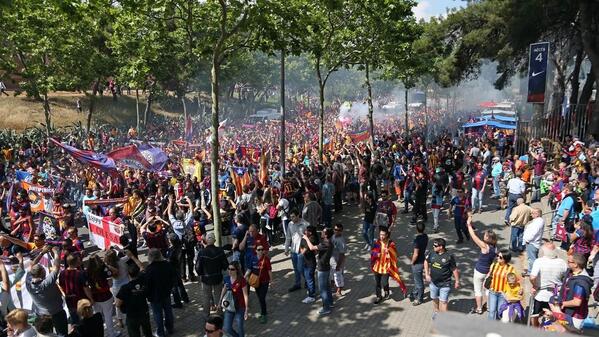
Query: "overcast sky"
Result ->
[[413, 0, 464, 20]]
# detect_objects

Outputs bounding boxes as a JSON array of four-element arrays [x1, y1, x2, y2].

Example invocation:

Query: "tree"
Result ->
[[0, 0, 92, 135], [344, 0, 420, 144]]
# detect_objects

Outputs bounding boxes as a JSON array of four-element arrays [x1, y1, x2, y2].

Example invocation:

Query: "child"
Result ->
[[499, 272, 525, 323]]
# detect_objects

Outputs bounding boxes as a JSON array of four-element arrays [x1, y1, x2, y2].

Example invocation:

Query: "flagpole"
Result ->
[[280, 50, 286, 178]]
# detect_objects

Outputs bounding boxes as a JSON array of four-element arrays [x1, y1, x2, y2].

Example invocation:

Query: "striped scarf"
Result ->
[[371, 239, 407, 294]]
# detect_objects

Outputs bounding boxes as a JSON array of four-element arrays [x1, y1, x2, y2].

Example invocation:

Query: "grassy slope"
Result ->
[[0, 91, 182, 131]]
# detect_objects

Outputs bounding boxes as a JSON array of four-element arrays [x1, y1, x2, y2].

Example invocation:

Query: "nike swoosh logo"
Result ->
[[532, 71, 544, 77]]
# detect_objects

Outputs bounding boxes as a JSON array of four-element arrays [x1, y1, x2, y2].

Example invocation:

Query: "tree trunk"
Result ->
[[579, 66, 595, 108], [365, 62, 374, 147], [182, 95, 188, 124], [43, 93, 51, 137], [569, 48, 584, 106], [86, 78, 100, 135], [424, 86, 428, 144], [316, 59, 325, 163], [404, 87, 409, 136], [280, 51, 286, 177], [135, 89, 140, 132], [143, 90, 153, 130], [210, 56, 222, 246]]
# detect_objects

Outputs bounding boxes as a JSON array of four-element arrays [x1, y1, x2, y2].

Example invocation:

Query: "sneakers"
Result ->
[[433, 227, 439, 234], [374, 296, 383, 304], [364, 244, 371, 251], [318, 309, 332, 316], [412, 300, 421, 306], [384, 291, 390, 299], [259, 315, 267, 324], [302, 296, 316, 304], [288, 285, 301, 292]]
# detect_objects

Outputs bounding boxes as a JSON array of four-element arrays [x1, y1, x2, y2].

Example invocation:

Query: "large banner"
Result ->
[[85, 213, 124, 250], [527, 42, 550, 103], [21, 182, 54, 213]]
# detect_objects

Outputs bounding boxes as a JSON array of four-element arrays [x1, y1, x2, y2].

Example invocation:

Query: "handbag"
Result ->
[[221, 280, 236, 313], [247, 260, 262, 288], [554, 223, 568, 242], [483, 263, 496, 290]]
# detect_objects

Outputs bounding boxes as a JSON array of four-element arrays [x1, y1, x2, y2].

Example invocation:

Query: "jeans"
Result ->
[[172, 275, 189, 305], [150, 299, 174, 337], [404, 190, 414, 211], [531, 175, 542, 202], [317, 270, 333, 311], [492, 176, 500, 197], [411, 264, 424, 302], [362, 221, 374, 247], [454, 216, 469, 241], [487, 290, 506, 320], [290, 252, 304, 288], [303, 265, 316, 298], [180, 241, 196, 279], [255, 283, 269, 315], [526, 244, 539, 271], [201, 282, 223, 318], [323, 204, 333, 228], [471, 187, 483, 211], [51, 309, 68, 336], [510, 227, 524, 251], [223, 309, 245, 337], [93, 298, 116, 337], [504, 193, 520, 222], [126, 313, 153, 337], [374, 273, 390, 298]]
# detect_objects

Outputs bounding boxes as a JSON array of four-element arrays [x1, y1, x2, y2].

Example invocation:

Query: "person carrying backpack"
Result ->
[[552, 184, 581, 240]]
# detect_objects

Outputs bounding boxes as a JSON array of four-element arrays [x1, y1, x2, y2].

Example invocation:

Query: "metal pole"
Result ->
[[280, 50, 286, 177]]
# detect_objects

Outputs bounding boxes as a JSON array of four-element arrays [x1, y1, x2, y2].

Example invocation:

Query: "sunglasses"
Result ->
[[497, 256, 504, 260], [433, 244, 440, 248], [256, 248, 264, 251], [205, 328, 216, 333], [334, 229, 342, 232], [228, 268, 237, 271]]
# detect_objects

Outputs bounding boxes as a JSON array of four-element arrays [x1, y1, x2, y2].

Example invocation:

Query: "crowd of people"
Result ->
[[0, 95, 597, 337]]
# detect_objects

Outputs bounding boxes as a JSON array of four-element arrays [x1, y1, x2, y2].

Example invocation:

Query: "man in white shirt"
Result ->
[[504, 171, 526, 224], [529, 243, 568, 327], [284, 209, 308, 292], [523, 208, 545, 272]]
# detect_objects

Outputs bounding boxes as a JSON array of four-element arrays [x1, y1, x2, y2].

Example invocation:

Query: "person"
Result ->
[[551, 184, 578, 239], [508, 198, 531, 252], [321, 175, 335, 228], [58, 253, 93, 326], [424, 238, 459, 316], [412, 171, 428, 223], [245, 244, 271, 323], [530, 151, 546, 202], [362, 192, 377, 249], [522, 208, 545, 273], [26, 246, 68, 336], [104, 248, 130, 327], [299, 225, 319, 304], [34, 315, 60, 337], [68, 299, 104, 337], [165, 233, 189, 308], [371, 226, 407, 304], [115, 252, 152, 337], [465, 213, 497, 315], [553, 253, 594, 330], [239, 223, 269, 274], [284, 209, 308, 293], [471, 163, 487, 213], [430, 182, 444, 233], [449, 189, 470, 244], [376, 190, 397, 230], [303, 227, 334, 315], [486, 250, 516, 320], [196, 232, 229, 319], [85, 254, 119, 337], [499, 272, 524, 323], [145, 248, 175, 337], [529, 242, 568, 327], [490, 157, 503, 199], [5, 309, 36, 337], [504, 171, 527, 225], [219, 261, 249, 337], [204, 315, 231, 337], [409, 221, 428, 306], [568, 217, 593, 259], [302, 192, 322, 229], [330, 223, 347, 296]]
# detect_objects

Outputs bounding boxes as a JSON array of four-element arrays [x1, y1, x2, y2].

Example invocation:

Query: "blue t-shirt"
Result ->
[[557, 196, 575, 219], [450, 196, 469, 217]]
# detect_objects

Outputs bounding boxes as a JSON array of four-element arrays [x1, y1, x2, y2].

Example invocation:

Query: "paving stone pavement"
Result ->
[[102, 194, 596, 337]]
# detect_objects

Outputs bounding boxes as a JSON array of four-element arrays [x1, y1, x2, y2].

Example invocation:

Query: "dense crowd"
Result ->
[[0, 96, 598, 337]]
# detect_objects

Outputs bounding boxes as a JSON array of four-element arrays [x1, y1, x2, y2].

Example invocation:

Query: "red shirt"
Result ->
[[226, 276, 247, 309], [59, 269, 88, 309], [258, 256, 272, 284]]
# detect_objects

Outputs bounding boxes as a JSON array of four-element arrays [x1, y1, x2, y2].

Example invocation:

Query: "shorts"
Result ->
[[472, 269, 486, 297], [531, 299, 549, 316], [429, 282, 451, 302]]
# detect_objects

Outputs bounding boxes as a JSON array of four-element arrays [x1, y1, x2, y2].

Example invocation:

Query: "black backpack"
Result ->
[[565, 193, 583, 216]]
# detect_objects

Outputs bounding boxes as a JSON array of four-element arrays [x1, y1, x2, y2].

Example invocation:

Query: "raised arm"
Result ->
[[466, 213, 488, 251]]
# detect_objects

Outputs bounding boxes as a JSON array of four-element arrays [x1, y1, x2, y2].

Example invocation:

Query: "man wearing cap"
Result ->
[[490, 157, 503, 199], [195, 232, 228, 319]]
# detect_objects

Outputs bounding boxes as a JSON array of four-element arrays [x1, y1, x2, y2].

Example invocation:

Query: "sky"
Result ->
[[413, 0, 464, 20]]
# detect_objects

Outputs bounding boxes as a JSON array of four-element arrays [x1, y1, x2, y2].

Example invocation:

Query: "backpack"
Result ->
[[565, 193, 583, 217]]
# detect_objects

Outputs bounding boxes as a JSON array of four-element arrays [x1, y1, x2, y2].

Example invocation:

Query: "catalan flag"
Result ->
[[371, 239, 407, 295], [349, 130, 370, 143]]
